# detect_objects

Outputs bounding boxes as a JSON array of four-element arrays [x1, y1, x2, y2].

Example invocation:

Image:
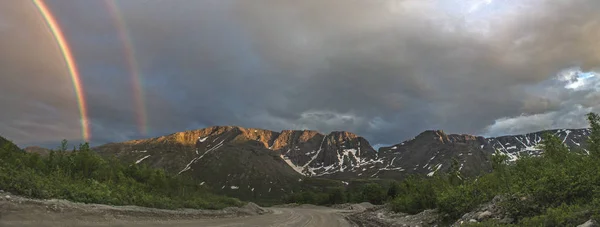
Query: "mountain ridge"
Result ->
[[93, 126, 592, 180], [5, 126, 593, 203]]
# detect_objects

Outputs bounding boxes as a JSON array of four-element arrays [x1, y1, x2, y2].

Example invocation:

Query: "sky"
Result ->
[[0, 0, 599, 149]]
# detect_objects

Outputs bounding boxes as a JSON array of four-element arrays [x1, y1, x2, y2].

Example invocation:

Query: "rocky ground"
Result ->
[[345, 205, 441, 227], [3, 188, 597, 227], [450, 195, 513, 226], [344, 196, 599, 227], [0, 190, 357, 227], [450, 195, 598, 227], [331, 202, 376, 212]]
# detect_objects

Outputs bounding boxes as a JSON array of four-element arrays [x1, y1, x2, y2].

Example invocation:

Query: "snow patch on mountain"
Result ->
[[135, 155, 151, 164], [427, 164, 443, 177], [280, 155, 306, 175]]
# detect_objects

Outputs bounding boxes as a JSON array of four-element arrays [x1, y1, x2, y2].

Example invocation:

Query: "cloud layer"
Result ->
[[1, 0, 599, 147]]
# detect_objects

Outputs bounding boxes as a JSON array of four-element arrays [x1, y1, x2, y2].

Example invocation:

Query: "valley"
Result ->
[[90, 126, 591, 204], [3, 120, 598, 227]]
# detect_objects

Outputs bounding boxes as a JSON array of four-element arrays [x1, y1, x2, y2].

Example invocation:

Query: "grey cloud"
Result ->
[[227, 0, 600, 142], [485, 71, 600, 136], [1, 0, 600, 147]]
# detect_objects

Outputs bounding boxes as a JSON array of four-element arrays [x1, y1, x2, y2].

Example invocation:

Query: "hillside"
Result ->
[[23, 146, 52, 156], [93, 125, 593, 204], [0, 136, 21, 152], [93, 126, 346, 204], [373, 128, 591, 179], [0, 135, 242, 210], [487, 128, 590, 160]]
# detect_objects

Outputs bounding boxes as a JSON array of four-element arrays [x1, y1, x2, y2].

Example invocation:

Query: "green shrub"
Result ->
[[361, 183, 386, 205], [437, 184, 479, 219], [0, 139, 241, 210], [328, 187, 347, 204], [390, 176, 441, 214], [390, 113, 600, 225], [519, 204, 590, 227]]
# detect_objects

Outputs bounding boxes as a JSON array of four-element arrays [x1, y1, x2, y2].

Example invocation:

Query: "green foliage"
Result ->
[[491, 149, 509, 172], [388, 112, 600, 225], [284, 191, 331, 205], [588, 112, 600, 158], [0, 139, 241, 210], [390, 176, 440, 214], [519, 204, 591, 227], [284, 180, 393, 206], [387, 181, 401, 199], [448, 158, 463, 185], [328, 187, 347, 204], [541, 133, 569, 164], [461, 220, 516, 227], [361, 183, 386, 205]]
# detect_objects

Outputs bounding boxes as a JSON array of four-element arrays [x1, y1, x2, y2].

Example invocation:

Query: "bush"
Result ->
[[391, 113, 600, 225], [361, 183, 386, 205], [390, 176, 440, 214], [0, 139, 242, 210], [519, 204, 590, 226], [328, 187, 347, 204]]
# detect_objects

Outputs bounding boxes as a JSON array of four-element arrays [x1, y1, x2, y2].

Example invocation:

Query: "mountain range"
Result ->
[[86, 126, 591, 202]]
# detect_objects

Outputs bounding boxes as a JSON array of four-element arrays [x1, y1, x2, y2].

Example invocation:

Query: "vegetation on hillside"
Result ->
[[284, 182, 389, 206], [0, 139, 242, 210], [388, 112, 600, 225], [284, 113, 600, 225], [3, 113, 600, 225]]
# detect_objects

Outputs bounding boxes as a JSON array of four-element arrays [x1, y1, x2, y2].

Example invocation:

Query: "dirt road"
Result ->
[[0, 195, 355, 227], [0, 207, 353, 227], [180, 207, 352, 227]]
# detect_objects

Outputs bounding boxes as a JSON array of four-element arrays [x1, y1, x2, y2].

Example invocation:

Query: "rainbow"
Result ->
[[32, 0, 90, 141], [105, 0, 148, 135]]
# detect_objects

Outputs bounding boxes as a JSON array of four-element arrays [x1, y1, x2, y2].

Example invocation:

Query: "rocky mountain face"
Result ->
[[93, 126, 592, 202], [94, 126, 380, 177], [93, 126, 362, 202], [374, 130, 493, 179], [372, 128, 591, 179], [485, 128, 590, 161]]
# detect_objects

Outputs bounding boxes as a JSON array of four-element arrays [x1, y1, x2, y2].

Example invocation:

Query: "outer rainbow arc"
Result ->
[[32, 0, 91, 141], [105, 0, 148, 135]]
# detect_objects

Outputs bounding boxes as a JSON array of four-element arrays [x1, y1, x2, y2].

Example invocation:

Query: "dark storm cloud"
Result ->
[[1, 0, 600, 148], [225, 0, 600, 143]]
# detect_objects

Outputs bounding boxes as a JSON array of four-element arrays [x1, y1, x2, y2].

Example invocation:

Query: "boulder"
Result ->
[[578, 220, 598, 227], [477, 211, 492, 221], [242, 202, 269, 215]]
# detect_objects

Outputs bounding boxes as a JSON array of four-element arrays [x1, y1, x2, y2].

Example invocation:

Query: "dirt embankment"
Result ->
[[0, 190, 268, 224], [0, 189, 451, 227], [0, 191, 359, 227]]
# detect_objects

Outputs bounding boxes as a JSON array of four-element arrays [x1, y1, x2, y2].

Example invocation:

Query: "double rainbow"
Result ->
[[32, 0, 149, 141]]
